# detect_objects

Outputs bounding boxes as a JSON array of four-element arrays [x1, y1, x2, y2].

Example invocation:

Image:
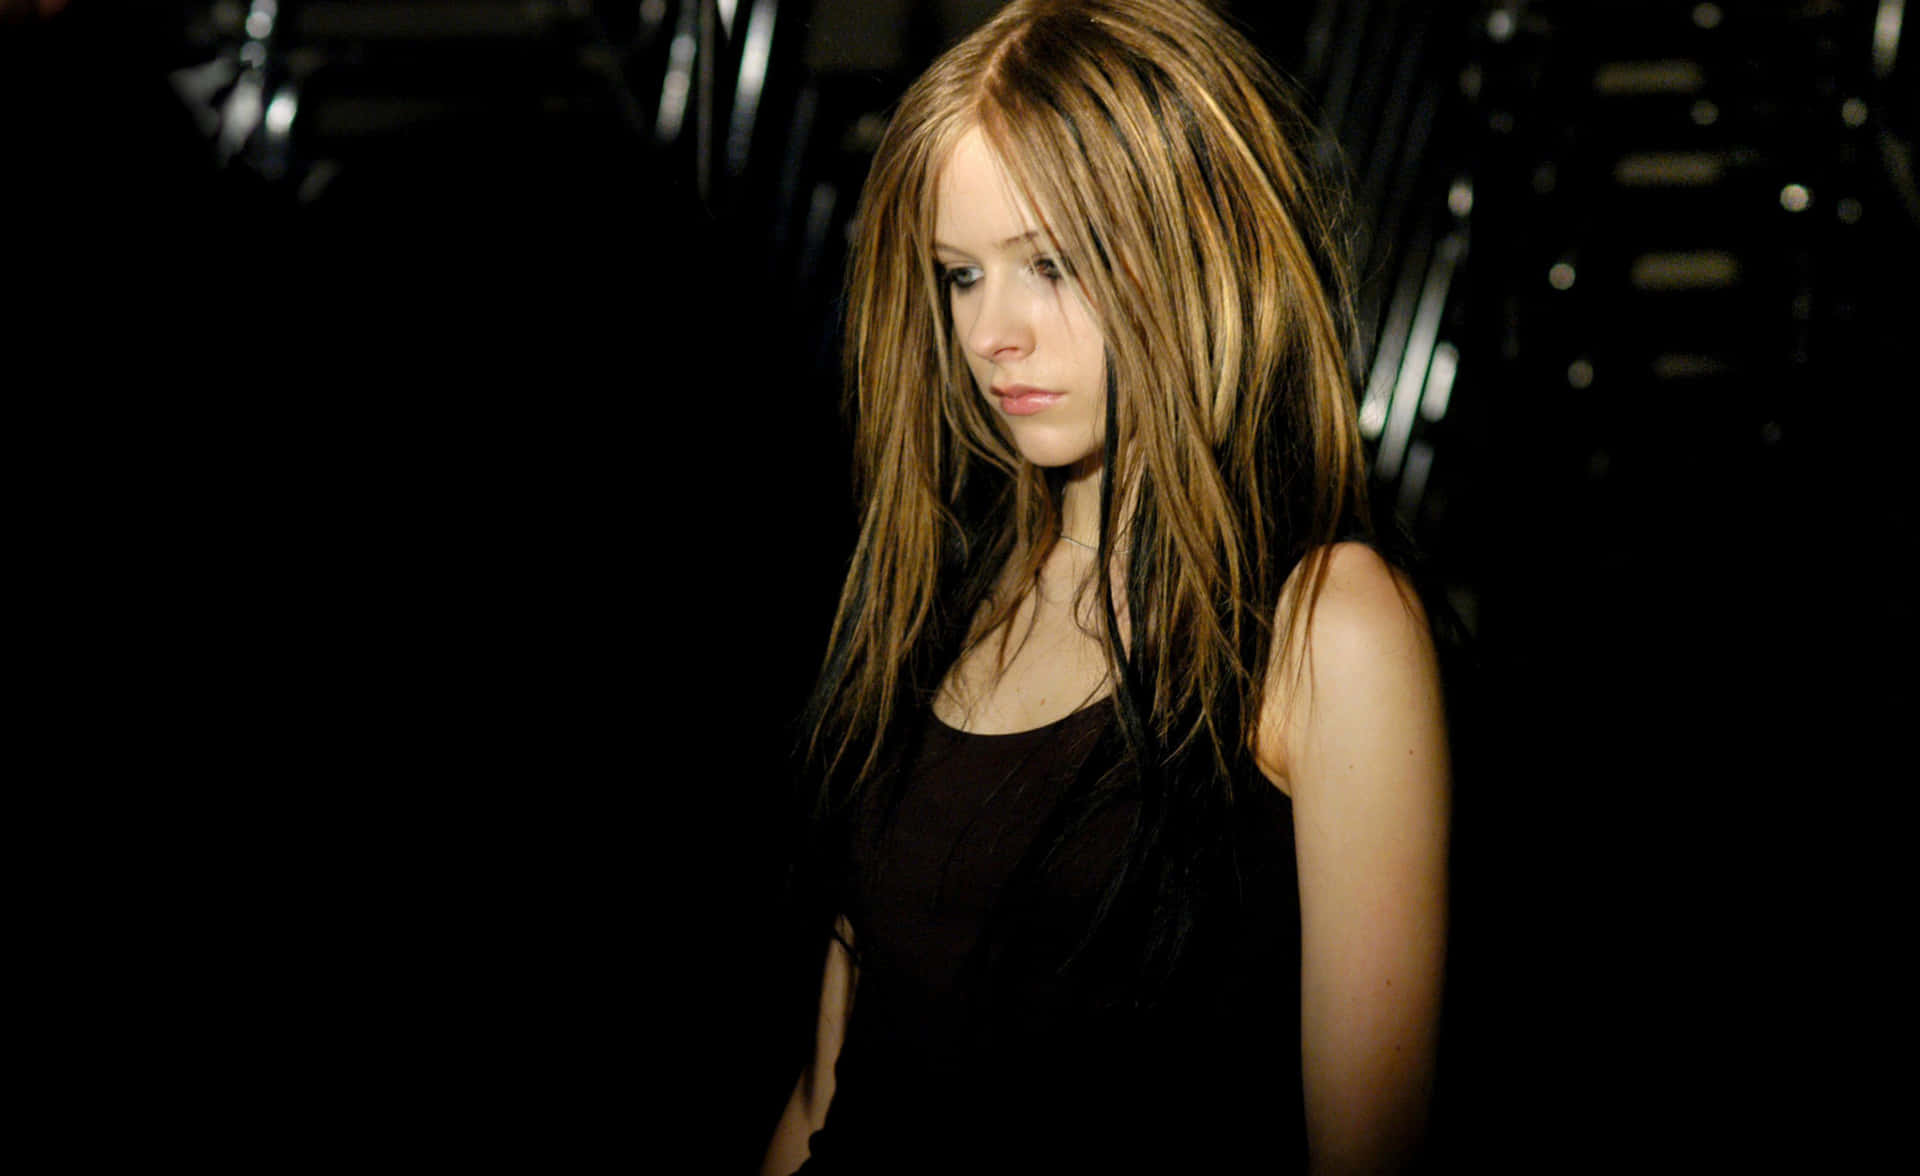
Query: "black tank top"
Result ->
[[801, 703, 1306, 1174]]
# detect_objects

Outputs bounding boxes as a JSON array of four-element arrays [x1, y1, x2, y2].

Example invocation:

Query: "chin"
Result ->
[[1009, 429, 1102, 470]]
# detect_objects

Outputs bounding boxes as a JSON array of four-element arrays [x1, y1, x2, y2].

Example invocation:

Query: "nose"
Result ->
[[962, 275, 1033, 364]]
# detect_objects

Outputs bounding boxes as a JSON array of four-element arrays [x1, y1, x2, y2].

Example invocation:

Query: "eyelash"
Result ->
[[937, 257, 1069, 292], [938, 264, 981, 292]]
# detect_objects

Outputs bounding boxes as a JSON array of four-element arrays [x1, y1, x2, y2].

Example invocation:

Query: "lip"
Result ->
[[990, 384, 1064, 416]]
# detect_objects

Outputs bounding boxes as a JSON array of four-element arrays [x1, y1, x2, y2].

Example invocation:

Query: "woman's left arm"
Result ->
[[1259, 543, 1451, 1176]]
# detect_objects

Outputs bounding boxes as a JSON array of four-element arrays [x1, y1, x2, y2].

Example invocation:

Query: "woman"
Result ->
[[764, 2, 1449, 1172]]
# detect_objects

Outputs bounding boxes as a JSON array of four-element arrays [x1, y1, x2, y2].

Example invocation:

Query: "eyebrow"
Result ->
[[932, 231, 1044, 253]]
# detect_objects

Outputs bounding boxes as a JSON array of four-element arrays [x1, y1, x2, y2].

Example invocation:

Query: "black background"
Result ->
[[5, 1, 1912, 1168]]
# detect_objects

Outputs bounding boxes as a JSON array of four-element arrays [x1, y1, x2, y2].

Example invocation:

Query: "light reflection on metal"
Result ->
[[257, 86, 297, 179], [1874, 0, 1905, 80], [1548, 261, 1575, 290], [1352, 57, 1438, 287], [1839, 196, 1865, 223], [1487, 8, 1515, 42], [1447, 177, 1473, 218], [264, 89, 297, 137], [727, 0, 779, 176], [1359, 226, 1434, 439], [223, 0, 278, 164], [1629, 250, 1740, 290], [1396, 440, 1434, 522], [245, 0, 277, 40], [696, 0, 713, 202], [1567, 358, 1594, 389], [219, 73, 264, 162], [656, 1, 697, 141], [1593, 60, 1705, 95], [1691, 99, 1719, 126], [1420, 342, 1458, 423], [1376, 234, 1465, 481], [1613, 151, 1724, 186], [1843, 98, 1869, 127], [1692, 3, 1723, 30], [718, 0, 738, 37], [169, 57, 240, 139], [1780, 182, 1812, 212]]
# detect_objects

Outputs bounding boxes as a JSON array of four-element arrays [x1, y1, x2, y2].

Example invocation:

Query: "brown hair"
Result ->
[[809, 0, 1369, 808]]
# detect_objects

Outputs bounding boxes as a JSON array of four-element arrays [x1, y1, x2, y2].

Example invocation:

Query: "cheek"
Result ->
[[947, 293, 972, 338], [1058, 306, 1105, 385], [1077, 335, 1107, 396]]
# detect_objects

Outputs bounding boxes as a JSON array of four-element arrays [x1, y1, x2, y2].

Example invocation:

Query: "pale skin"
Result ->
[[764, 128, 1449, 1176]]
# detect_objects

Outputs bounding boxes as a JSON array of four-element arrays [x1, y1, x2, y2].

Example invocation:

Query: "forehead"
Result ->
[[933, 126, 1043, 250]]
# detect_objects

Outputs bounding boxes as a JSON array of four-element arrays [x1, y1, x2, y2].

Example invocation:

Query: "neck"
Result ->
[[1051, 451, 1132, 651], [1059, 451, 1106, 549]]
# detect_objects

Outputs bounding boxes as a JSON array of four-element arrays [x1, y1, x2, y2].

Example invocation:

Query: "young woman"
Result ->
[[764, 2, 1449, 1172]]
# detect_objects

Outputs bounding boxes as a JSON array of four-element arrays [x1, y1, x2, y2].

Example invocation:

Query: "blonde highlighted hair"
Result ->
[[810, 0, 1369, 810]]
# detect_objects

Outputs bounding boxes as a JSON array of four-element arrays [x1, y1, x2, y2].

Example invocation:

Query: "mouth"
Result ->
[[990, 384, 1064, 417]]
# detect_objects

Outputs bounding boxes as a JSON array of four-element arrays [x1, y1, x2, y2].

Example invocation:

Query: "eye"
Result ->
[[937, 263, 981, 292], [1030, 255, 1071, 282]]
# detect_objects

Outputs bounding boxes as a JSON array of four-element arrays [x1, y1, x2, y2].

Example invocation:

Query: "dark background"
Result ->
[[6, 0, 1913, 1168]]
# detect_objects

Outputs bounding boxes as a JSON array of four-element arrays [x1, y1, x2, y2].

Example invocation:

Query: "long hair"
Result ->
[[804, 0, 1370, 993]]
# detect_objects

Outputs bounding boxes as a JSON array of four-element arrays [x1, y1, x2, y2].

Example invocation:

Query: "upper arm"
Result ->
[[761, 918, 858, 1176], [810, 918, 858, 1107], [1259, 543, 1450, 1174]]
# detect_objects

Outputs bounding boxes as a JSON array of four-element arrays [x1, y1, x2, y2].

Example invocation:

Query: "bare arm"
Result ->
[[1259, 544, 1450, 1175], [760, 918, 858, 1176]]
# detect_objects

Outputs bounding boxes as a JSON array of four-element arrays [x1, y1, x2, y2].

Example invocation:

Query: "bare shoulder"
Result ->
[[1257, 542, 1445, 792], [1296, 542, 1434, 665], [1274, 543, 1451, 1171]]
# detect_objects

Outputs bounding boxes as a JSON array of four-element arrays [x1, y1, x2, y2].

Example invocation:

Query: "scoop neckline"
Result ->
[[928, 695, 1112, 739]]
